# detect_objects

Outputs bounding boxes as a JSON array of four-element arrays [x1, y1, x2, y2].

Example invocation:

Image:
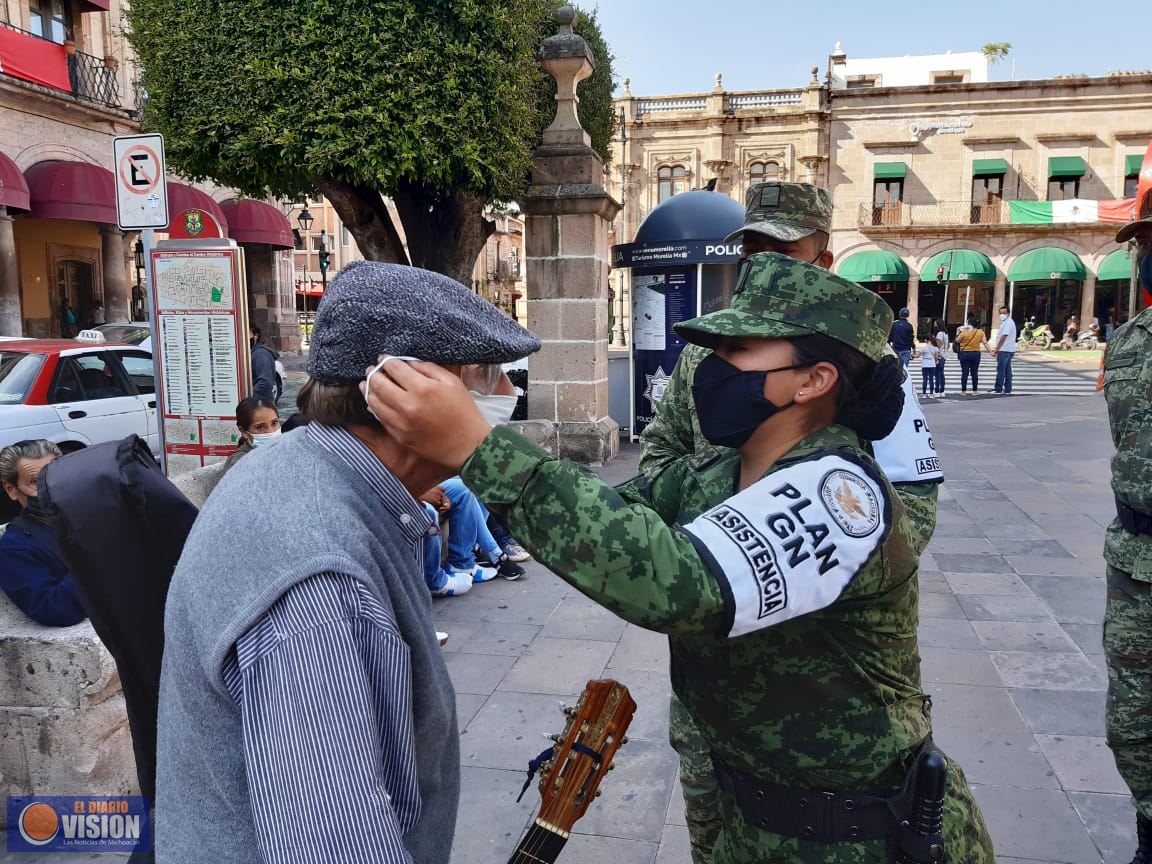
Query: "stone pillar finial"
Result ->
[[810, 66, 820, 85], [539, 3, 595, 148], [621, 77, 631, 96], [714, 72, 723, 91]]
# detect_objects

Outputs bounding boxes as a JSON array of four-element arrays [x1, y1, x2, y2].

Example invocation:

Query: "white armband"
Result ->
[[681, 453, 891, 639], [871, 369, 943, 484]]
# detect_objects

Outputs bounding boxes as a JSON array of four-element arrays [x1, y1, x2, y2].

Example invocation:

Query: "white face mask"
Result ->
[[250, 429, 282, 448], [999, 314, 1008, 322], [470, 392, 518, 426]]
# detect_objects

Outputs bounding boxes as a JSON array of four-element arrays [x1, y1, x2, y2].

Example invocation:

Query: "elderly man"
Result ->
[[156, 262, 539, 864], [0, 439, 86, 627]]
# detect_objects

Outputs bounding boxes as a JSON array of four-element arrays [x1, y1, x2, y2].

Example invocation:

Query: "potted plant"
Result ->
[[63, 38, 77, 55], [104, 55, 119, 70]]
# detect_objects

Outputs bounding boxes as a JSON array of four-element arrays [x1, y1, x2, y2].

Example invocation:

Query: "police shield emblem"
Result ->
[[184, 210, 204, 236]]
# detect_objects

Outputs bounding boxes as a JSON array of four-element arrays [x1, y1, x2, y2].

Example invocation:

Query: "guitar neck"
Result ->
[[507, 819, 569, 864]]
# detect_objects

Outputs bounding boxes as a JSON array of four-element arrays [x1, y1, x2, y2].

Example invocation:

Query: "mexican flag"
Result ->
[[1009, 199, 1136, 224]]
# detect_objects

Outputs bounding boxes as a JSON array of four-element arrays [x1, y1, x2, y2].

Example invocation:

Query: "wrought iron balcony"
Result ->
[[857, 200, 1008, 229], [0, 21, 120, 108], [67, 48, 120, 108]]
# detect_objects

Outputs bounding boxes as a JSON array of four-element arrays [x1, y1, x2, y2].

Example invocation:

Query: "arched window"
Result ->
[[748, 161, 780, 185], [657, 165, 688, 203]]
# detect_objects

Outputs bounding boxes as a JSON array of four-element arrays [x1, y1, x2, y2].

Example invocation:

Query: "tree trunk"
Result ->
[[392, 180, 494, 286], [314, 176, 409, 265]]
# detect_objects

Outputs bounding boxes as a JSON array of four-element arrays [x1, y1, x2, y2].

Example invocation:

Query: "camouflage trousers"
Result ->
[[669, 692, 722, 864], [668, 693, 994, 863], [1104, 565, 1152, 820]]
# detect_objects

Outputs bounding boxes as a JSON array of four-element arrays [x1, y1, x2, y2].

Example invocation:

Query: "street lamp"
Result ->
[[296, 205, 314, 233]]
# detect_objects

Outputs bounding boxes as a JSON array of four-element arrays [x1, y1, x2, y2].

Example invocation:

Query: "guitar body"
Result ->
[[507, 680, 637, 864]]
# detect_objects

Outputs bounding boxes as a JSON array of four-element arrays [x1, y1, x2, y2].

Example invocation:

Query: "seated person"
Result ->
[[0, 440, 86, 626], [222, 396, 281, 474]]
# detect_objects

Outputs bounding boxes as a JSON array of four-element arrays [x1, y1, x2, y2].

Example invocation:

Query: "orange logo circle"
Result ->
[[19, 802, 59, 845]]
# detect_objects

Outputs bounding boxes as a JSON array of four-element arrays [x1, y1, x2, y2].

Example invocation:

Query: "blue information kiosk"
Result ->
[[611, 190, 744, 439]]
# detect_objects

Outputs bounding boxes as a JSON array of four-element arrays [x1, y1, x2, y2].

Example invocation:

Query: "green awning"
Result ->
[[922, 250, 996, 282], [972, 158, 1009, 176], [1007, 247, 1086, 282], [1048, 156, 1086, 178], [874, 162, 907, 179], [837, 250, 910, 284], [1126, 154, 1144, 176], [1097, 248, 1134, 281]]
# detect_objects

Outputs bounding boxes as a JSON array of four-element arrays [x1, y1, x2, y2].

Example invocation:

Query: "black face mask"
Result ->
[[21, 493, 48, 523], [692, 353, 804, 448]]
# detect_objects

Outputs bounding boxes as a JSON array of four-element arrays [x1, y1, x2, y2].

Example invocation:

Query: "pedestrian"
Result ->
[[889, 306, 915, 367], [155, 261, 540, 864], [636, 181, 944, 864], [221, 396, 281, 475], [956, 315, 990, 394], [934, 318, 949, 394], [915, 334, 940, 396], [60, 298, 78, 337], [91, 299, 106, 327], [1102, 212, 1152, 864], [992, 305, 1017, 394], [365, 253, 994, 864], [249, 325, 279, 404], [0, 440, 87, 627]]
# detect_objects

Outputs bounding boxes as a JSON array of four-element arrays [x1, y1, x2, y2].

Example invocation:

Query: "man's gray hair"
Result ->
[[0, 439, 62, 487]]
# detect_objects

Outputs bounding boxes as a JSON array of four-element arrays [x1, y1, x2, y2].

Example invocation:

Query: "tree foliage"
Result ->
[[127, 0, 616, 283], [981, 42, 1012, 64]]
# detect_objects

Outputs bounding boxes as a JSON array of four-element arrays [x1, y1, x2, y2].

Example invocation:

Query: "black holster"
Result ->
[[1117, 499, 1152, 535], [712, 738, 946, 860]]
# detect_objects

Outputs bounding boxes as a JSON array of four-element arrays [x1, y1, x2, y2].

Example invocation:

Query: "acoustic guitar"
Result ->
[[506, 679, 637, 864]]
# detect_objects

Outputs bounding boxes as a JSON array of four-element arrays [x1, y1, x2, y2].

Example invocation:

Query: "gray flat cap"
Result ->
[[307, 261, 541, 384]]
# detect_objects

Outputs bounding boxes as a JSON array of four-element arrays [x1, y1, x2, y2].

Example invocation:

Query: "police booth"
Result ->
[[611, 190, 744, 440]]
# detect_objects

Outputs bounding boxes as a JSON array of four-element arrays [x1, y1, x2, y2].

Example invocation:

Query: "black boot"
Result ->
[[1133, 813, 1152, 864]]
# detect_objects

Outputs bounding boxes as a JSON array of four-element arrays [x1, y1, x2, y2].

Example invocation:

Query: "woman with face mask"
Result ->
[[222, 396, 281, 474], [364, 253, 995, 864], [0, 439, 87, 626]]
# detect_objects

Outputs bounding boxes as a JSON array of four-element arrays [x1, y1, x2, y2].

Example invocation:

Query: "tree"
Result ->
[[126, 1, 616, 284], [982, 42, 1012, 65]]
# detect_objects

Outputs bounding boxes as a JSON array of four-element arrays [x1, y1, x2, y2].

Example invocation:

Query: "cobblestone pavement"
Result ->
[[3, 390, 1131, 864]]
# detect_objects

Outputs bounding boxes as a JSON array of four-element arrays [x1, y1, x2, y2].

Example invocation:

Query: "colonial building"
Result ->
[[608, 50, 1152, 340], [0, 0, 300, 349]]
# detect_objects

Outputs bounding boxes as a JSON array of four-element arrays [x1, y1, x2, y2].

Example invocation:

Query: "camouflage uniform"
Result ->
[[1101, 299, 1152, 827], [463, 256, 991, 863], [640, 184, 942, 864]]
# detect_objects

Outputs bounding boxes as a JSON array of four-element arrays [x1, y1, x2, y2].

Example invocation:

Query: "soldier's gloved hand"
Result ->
[[361, 356, 493, 471]]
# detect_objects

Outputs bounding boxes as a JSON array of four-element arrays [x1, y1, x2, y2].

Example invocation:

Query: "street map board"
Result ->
[[149, 246, 250, 476]]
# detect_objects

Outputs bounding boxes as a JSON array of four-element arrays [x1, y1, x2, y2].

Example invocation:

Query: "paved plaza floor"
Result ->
[[4, 365, 1133, 864]]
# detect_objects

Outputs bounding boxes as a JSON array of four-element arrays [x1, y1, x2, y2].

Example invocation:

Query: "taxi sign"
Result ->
[[114, 134, 169, 230]]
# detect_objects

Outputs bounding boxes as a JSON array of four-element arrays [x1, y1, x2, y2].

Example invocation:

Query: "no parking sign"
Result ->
[[114, 134, 169, 230]]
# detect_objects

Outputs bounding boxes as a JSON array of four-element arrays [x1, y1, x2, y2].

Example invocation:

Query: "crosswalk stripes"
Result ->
[[926, 355, 1100, 396]]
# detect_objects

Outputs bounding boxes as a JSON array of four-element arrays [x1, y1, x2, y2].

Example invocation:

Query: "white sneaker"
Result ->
[[502, 542, 531, 563], [461, 565, 499, 584], [431, 571, 473, 597], [436, 631, 449, 647]]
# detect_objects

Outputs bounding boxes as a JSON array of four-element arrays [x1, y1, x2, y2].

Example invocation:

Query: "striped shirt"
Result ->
[[221, 424, 437, 864]]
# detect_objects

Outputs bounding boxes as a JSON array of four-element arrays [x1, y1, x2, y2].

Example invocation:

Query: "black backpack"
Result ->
[[39, 436, 198, 817]]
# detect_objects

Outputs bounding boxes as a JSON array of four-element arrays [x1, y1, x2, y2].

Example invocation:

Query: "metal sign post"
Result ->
[[115, 134, 169, 470]]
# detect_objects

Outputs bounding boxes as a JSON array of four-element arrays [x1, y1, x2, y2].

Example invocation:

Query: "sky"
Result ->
[[593, 1, 1146, 96]]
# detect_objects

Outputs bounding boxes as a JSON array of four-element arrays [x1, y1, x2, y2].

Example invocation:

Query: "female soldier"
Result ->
[[364, 253, 993, 863]]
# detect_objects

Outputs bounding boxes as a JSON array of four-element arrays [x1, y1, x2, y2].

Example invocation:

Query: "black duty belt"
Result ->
[[711, 739, 932, 845], [1117, 500, 1152, 535]]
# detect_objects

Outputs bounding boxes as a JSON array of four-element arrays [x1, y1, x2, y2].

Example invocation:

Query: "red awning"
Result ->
[[0, 150, 30, 212], [24, 161, 117, 224], [220, 199, 295, 249], [0, 21, 69, 93], [79, 0, 110, 10], [167, 182, 229, 234]]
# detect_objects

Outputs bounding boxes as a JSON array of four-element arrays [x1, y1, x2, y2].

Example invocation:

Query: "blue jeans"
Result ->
[[423, 503, 451, 591], [441, 477, 501, 569], [995, 351, 1014, 393], [935, 358, 946, 393], [897, 349, 912, 368], [959, 351, 981, 391]]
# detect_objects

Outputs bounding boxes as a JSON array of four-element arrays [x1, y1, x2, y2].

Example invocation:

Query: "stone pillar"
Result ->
[[0, 207, 21, 336], [906, 276, 920, 327], [243, 246, 301, 354], [1080, 274, 1097, 330], [520, 5, 621, 464], [99, 225, 130, 322], [993, 274, 1007, 322]]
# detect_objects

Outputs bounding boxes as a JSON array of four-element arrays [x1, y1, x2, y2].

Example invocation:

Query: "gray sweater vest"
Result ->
[[156, 429, 459, 863]]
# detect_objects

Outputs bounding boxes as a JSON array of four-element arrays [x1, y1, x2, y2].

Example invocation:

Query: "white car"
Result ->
[[0, 338, 160, 454], [88, 322, 286, 403]]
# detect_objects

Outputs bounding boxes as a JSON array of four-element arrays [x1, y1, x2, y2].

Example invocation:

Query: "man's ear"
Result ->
[[3, 482, 19, 503], [816, 249, 835, 270]]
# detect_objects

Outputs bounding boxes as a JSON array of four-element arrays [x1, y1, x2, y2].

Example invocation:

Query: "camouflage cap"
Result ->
[[1116, 215, 1152, 243], [674, 252, 893, 362], [723, 182, 833, 244]]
